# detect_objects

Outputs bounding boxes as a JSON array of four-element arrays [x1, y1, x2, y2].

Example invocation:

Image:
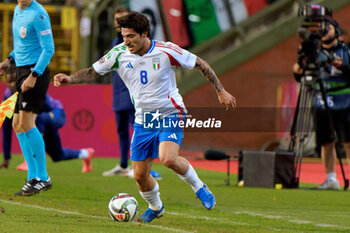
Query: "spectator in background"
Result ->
[[0, 0, 54, 196], [0, 65, 94, 172], [102, 6, 134, 177]]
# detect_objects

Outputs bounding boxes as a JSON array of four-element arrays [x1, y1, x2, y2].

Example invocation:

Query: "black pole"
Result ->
[[225, 158, 230, 186]]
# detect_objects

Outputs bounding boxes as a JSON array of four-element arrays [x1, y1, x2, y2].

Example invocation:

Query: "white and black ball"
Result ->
[[108, 193, 139, 222]]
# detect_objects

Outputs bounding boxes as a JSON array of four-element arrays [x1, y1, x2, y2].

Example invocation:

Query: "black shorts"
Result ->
[[314, 107, 350, 145], [14, 65, 50, 114]]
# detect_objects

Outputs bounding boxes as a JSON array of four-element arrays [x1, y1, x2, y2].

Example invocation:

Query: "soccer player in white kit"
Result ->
[[54, 11, 236, 222]]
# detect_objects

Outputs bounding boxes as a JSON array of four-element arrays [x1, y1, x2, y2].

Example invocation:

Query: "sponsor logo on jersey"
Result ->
[[20, 26, 27, 39], [126, 62, 134, 69], [152, 58, 160, 71], [98, 57, 105, 64], [40, 29, 52, 36], [168, 133, 177, 140]]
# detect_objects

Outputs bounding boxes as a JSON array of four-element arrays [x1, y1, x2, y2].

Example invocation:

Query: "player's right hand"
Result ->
[[53, 73, 71, 86]]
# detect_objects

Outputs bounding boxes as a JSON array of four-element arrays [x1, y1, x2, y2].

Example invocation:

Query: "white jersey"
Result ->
[[93, 40, 197, 124]]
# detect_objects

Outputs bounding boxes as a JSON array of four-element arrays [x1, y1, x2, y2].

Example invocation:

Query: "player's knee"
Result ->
[[160, 155, 176, 169], [12, 123, 20, 133], [16, 122, 34, 133], [12, 121, 23, 133], [133, 171, 147, 184], [322, 142, 335, 151]]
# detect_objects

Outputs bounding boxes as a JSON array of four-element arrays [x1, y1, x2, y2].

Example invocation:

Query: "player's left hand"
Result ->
[[21, 74, 37, 92], [218, 90, 236, 111]]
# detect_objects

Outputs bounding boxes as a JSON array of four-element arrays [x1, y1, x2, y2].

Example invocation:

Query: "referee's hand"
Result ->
[[0, 59, 10, 75], [21, 74, 36, 92], [53, 73, 71, 86]]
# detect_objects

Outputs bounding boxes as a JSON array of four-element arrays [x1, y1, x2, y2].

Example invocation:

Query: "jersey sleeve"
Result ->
[[156, 42, 196, 70], [32, 12, 55, 75], [9, 51, 15, 61], [93, 45, 125, 75]]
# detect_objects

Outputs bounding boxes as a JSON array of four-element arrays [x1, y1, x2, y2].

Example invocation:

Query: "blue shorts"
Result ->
[[131, 113, 184, 161]]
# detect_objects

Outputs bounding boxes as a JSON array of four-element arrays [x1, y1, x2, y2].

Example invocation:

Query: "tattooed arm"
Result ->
[[53, 67, 101, 87], [194, 56, 236, 110], [195, 56, 224, 93]]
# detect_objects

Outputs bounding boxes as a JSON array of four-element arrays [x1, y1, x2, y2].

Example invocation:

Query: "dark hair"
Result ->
[[115, 5, 130, 14], [117, 11, 151, 37]]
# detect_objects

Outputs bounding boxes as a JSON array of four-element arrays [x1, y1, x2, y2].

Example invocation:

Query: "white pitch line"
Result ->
[[167, 211, 246, 226], [0, 199, 193, 233], [233, 211, 350, 230], [4, 198, 347, 231], [0, 198, 240, 226]]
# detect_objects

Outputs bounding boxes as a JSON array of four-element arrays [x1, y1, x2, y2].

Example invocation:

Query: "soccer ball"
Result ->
[[108, 193, 139, 222]]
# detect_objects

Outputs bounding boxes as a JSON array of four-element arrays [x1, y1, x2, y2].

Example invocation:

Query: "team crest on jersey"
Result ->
[[98, 57, 106, 64], [152, 58, 160, 71], [20, 26, 27, 39]]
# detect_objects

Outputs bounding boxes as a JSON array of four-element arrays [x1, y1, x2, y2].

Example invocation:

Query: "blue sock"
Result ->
[[61, 148, 80, 160], [16, 132, 37, 181], [25, 128, 49, 181]]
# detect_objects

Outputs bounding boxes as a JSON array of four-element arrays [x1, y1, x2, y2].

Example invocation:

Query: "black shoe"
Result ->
[[14, 177, 52, 196], [14, 178, 39, 196], [35, 177, 52, 192]]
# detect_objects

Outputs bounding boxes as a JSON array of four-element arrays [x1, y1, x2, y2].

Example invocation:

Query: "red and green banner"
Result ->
[[183, 0, 221, 45], [160, 0, 192, 48]]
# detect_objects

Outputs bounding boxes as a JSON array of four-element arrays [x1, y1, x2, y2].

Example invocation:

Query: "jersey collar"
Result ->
[[145, 40, 155, 54]]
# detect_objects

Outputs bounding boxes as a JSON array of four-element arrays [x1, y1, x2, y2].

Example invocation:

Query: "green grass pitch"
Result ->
[[0, 155, 350, 232]]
